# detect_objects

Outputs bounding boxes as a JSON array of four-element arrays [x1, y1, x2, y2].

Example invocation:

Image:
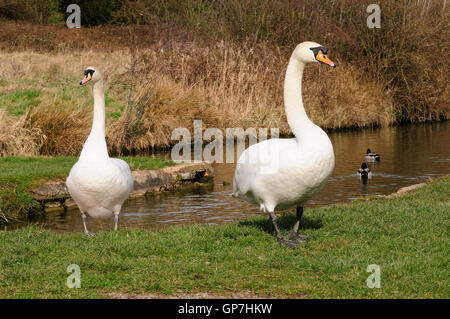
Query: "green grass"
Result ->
[[0, 156, 174, 182], [0, 156, 174, 223], [0, 175, 448, 298], [0, 75, 126, 120], [0, 89, 41, 116]]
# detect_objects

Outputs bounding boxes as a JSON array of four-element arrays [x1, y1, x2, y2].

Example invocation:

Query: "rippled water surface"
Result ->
[[9, 122, 450, 233]]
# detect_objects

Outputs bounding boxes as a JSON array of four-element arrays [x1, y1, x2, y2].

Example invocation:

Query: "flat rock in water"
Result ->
[[31, 162, 214, 210]]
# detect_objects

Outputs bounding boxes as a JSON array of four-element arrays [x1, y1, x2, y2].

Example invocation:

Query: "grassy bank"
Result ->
[[0, 156, 173, 224], [0, 175, 448, 298]]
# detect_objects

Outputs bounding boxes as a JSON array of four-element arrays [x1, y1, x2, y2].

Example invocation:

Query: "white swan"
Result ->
[[66, 67, 133, 236], [232, 42, 336, 247]]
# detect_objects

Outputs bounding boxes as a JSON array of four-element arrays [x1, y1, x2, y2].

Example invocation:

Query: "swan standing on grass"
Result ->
[[66, 67, 133, 236], [232, 42, 336, 247]]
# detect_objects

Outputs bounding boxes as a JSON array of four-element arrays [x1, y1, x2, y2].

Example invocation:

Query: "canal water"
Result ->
[[7, 122, 450, 233]]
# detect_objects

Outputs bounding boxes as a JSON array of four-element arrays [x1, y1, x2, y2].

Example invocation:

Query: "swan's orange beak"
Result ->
[[80, 73, 91, 85], [316, 51, 336, 68]]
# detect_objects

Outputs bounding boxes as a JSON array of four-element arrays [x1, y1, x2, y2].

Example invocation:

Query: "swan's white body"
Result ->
[[233, 42, 335, 215], [66, 68, 133, 233], [67, 158, 133, 218]]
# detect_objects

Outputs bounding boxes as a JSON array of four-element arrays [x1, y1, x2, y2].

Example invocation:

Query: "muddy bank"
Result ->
[[31, 162, 214, 211], [360, 179, 431, 202]]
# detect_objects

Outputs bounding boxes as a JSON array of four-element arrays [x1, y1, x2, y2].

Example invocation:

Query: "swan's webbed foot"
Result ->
[[288, 232, 308, 243], [277, 236, 302, 248], [84, 230, 95, 237], [270, 209, 305, 248], [282, 206, 308, 245]]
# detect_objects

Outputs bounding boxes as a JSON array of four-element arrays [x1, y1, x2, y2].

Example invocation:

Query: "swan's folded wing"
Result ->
[[233, 138, 298, 195], [110, 158, 134, 194]]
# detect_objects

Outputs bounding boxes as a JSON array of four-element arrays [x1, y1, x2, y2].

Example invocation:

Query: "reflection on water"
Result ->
[[7, 122, 450, 233]]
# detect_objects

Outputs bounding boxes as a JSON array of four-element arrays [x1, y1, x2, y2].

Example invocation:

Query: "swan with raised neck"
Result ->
[[66, 67, 133, 236], [232, 41, 336, 247], [79, 67, 108, 161]]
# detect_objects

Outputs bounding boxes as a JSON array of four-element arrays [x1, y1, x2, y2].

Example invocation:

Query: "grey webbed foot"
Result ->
[[277, 236, 302, 248], [84, 230, 95, 237], [288, 232, 308, 242]]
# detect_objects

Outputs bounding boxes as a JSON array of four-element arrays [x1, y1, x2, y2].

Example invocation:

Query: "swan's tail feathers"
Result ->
[[87, 206, 112, 218]]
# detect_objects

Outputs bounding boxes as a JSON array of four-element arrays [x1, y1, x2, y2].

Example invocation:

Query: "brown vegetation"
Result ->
[[0, 0, 448, 155], [0, 35, 394, 155]]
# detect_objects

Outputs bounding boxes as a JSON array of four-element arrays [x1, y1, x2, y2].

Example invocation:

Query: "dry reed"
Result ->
[[0, 0, 447, 155], [0, 38, 395, 155]]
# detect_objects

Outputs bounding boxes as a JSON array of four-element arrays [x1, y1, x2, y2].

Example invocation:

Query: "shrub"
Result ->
[[0, 0, 59, 24], [59, 0, 124, 26]]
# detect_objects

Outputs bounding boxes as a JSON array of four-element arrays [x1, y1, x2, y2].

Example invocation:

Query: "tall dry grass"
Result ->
[[114, 0, 449, 122], [131, 38, 394, 129], [0, 105, 90, 157], [108, 76, 211, 153], [1, 1, 448, 123], [0, 109, 43, 156], [0, 35, 394, 155], [105, 37, 394, 153], [0, 0, 448, 155]]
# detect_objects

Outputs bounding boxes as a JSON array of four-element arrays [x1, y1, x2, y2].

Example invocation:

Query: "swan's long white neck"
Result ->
[[283, 56, 314, 142], [79, 79, 109, 160]]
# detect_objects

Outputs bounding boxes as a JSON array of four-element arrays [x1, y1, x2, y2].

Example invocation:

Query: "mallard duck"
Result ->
[[357, 162, 372, 179], [364, 149, 380, 162]]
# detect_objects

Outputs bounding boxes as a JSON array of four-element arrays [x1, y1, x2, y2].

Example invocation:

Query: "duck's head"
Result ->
[[366, 149, 371, 154], [293, 41, 336, 67], [80, 66, 103, 85], [361, 162, 368, 169]]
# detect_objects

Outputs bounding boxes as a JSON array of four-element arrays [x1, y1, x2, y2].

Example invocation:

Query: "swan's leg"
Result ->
[[268, 210, 299, 248], [288, 206, 308, 243], [114, 213, 119, 231], [113, 205, 122, 231], [268, 210, 282, 237], [81, 212, 94, 237]]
